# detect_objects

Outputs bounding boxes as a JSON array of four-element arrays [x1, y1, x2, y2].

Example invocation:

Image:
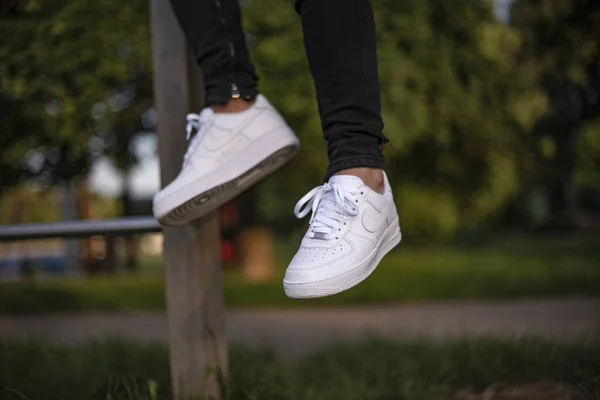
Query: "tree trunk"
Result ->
[[60, 182, 81, 274], [122, 166, 139, 273], [542, 126, 581, 231], [78, 181, 95, 269], [125, 235, 139, 273], [103, 234, 117, 273]]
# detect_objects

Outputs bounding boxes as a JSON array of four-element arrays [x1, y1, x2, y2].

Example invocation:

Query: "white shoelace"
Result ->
[[183, 108, 214, 166], [294, 182, 360, 240]]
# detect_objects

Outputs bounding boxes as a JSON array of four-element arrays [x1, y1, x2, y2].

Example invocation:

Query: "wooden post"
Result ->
[[149, 2, 228, 399]]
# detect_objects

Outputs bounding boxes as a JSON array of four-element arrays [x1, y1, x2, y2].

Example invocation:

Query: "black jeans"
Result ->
[[169, 0, 388, 180]]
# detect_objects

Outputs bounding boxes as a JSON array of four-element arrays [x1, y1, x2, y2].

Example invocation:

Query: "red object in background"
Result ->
[[220, 200, 239, 263], [219, 200, 238, 263], [220, 201, 238, 228], [221, 239, 237, 263]]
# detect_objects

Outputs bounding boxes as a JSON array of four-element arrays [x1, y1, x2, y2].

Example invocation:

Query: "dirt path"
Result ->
[[1, 297, 598, 358]]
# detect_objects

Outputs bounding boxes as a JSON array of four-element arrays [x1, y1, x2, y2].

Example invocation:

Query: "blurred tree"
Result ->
[[376, 0, 545, 240], [7, 0, 594, 244], [0, 0, 152, 192], [244, 0, 544, 241], [575, 120, 600, 219], [512, 0, 600, 229], [0, 0, 152, 276]]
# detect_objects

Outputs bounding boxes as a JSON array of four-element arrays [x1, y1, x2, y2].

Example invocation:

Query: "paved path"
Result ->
[[1, 297, 599, 358]]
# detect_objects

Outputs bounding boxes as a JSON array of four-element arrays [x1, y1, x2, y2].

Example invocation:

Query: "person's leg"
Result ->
[[169, 0, 258, 109], [284, 0, 400, 299], [295, 0, 388, 191], [154, 0, 299, 226]]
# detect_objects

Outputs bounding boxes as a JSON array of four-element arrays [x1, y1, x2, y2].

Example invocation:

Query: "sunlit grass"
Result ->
[[1, 234, 599, 314]]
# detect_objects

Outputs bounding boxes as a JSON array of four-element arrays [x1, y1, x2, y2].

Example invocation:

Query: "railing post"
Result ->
[[149, 2, 228, 399]]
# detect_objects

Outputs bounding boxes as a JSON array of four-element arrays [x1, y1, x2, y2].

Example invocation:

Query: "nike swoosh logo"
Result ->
[[203, 112, 262, 151], [361, 205, 388, 233], [203, 125, 237, 152]]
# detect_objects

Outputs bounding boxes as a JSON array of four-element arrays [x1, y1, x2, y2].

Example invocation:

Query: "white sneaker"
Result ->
[[153, 95, 299, 226], [283, 172, 401, 298]]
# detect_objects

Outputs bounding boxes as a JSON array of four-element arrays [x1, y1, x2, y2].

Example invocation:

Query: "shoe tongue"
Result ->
[[328, 175, 364, 187]]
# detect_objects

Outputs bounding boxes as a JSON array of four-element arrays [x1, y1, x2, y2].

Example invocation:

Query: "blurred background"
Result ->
[[1, 0, 599, 399], [1, 0, 599, 301]]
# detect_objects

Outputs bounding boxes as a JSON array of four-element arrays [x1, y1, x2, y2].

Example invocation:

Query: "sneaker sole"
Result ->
[[158, 143, 297, 226], [283, 218, 402, 299]]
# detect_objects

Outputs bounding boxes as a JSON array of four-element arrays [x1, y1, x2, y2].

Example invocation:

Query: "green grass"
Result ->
[[1, 337, 599, 399], [1, 233, 599, 314]]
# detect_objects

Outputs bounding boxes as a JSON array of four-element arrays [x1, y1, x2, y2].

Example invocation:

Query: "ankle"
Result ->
[[334, 167, 384, 194], [210, 98, 255, 113]]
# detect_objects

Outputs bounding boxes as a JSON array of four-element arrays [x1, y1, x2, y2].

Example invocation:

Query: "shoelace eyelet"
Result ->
[[294, 182, 360, 239]]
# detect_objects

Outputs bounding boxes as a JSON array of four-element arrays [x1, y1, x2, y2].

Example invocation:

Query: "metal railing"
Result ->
[[0, 216, 161, 241]]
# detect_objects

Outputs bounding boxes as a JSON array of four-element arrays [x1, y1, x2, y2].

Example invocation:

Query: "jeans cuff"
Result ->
[[324, 157, 385, 182]]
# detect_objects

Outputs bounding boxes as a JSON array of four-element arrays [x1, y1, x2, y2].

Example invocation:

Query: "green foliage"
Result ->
[[0, 0, 152, 189], [373, 0, 543, 235], [575, 120, 600, 186], [1, 338, 599, 399], [0, 186, 121, 224], [394, 185, 460, 242], [2, 0, 599, 239], [243, 0, 544, 240], [0, 187, 60, 224], [511, 0, 600, 223], [512, 0, 600, 86]]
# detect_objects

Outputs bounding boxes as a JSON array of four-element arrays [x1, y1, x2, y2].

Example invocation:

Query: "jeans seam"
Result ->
[[217, 0, 237, 98]]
